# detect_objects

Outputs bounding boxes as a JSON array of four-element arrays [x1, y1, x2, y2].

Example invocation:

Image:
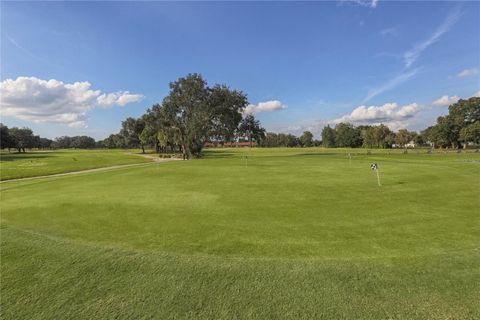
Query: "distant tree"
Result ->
[[447, 97, 480, 148], [100, 134, 116, 148], [360, 126, 375, 148], [421, 97, 479, 148], [385, 132, 396, 148], [436, 116, 457, 148], [285, 134, 299, 147], [459, 121, 480, 148], [395, 129, 414, 148], [71, 136, 96, 149], [0, 124, 15, 150], [259, 132, 278, 147], [209, 84, 248, 145], [335, 123, 361, 147], [321, 125, 336, 147], [9, 127, 35, 152], [39, 137, 53, 149], [139, 123, 158, 152], [373, 124, 393, 148], [161, 74, 214, 158], [120, 117, 146, 153], [299, 131, 314, 147], [238, 114, 266, 147], [55, 136, 73, 149], [113, 134, 127, 148]]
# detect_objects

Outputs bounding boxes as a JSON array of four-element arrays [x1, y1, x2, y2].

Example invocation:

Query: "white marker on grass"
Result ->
[[371, 163, 381, 186]]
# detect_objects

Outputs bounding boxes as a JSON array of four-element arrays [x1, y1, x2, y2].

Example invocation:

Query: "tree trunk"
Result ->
[[141, 145, 145, 154], [182, 144, 187, 160]]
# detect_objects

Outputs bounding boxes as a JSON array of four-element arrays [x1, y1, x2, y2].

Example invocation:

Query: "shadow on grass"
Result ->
[[295, 153, 339, 157], [202, 150, 237, 158], [0, 152, 55, 162]]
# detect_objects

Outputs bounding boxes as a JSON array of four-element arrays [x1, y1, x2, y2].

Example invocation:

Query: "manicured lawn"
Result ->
[[0, 149, 151, 180], [1, 148, 479, 319]]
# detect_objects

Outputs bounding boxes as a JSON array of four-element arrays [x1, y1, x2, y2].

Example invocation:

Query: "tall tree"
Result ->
[[8, 127, 35, 152], [209, 85, 248, 145], [71, 136, 96, 149], [299, 131, 314, 147], [321, 125, 336, 147], [238, 114, 266, 147], [395, 129, 414, 148], [0, 124, 14, 150], [161, 74, 212, 159], [459, 121, 480, 148], [335, 123, 361, 147], [120, 117, 146, 153]]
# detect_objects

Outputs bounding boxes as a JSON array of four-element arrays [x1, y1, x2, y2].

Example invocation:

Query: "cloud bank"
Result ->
[[0, 76, 143, 128], [334, 102, 421, 130], [244, 100, 287, 114]]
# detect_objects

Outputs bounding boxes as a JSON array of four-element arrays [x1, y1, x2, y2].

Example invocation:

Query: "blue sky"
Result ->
[[1, 1, 479, 139]]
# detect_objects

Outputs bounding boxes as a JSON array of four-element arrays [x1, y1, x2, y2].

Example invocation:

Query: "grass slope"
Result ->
[[0, 150, 150, 181], [1, 149, 479, 319]]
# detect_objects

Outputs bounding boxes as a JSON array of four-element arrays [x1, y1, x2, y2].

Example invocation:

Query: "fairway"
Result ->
[[0, 149, 151, 181], [1, 148, 479, 319]]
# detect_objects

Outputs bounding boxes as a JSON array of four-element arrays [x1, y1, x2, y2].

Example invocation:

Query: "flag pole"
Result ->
[[371, 163, 381, 187]]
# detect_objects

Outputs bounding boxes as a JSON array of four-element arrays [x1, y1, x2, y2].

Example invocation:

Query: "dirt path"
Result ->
[[1, 157, 179, 184]]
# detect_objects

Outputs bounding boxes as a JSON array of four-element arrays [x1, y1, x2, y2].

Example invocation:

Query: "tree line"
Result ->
[[1, 125, 52, 152], [1, 74, 478, 154], [319, 123, 420, 149], [105, 74, 478, 152], [0, 125, 99, 152], [422, 97, 479, 148], [319, 96, 479, 149]]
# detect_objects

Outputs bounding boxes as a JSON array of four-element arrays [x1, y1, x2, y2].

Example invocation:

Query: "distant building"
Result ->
[[392, 140, 416, 148], [405, 140, 416, 148]]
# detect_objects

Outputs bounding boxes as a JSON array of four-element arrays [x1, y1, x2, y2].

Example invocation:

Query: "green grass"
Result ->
[[1, 148, 479, 319], [0, 149, 151, 180]]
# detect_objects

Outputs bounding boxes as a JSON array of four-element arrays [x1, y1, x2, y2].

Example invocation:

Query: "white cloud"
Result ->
[[457, 68, 479, 78], [403, 9, 461, 68], [431, 95, 460, 107], [97, 91, 143, 107], [473, 90, 480, 98], [363, 69, 418, 102], [334, 102, 421, 130], [0, 76, 143, 127], [244, 100, 287, 114], [348, 0, 378, 8]]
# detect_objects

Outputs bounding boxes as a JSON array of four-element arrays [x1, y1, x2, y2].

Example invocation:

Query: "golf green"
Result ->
[[1, 148, 479, 319]]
